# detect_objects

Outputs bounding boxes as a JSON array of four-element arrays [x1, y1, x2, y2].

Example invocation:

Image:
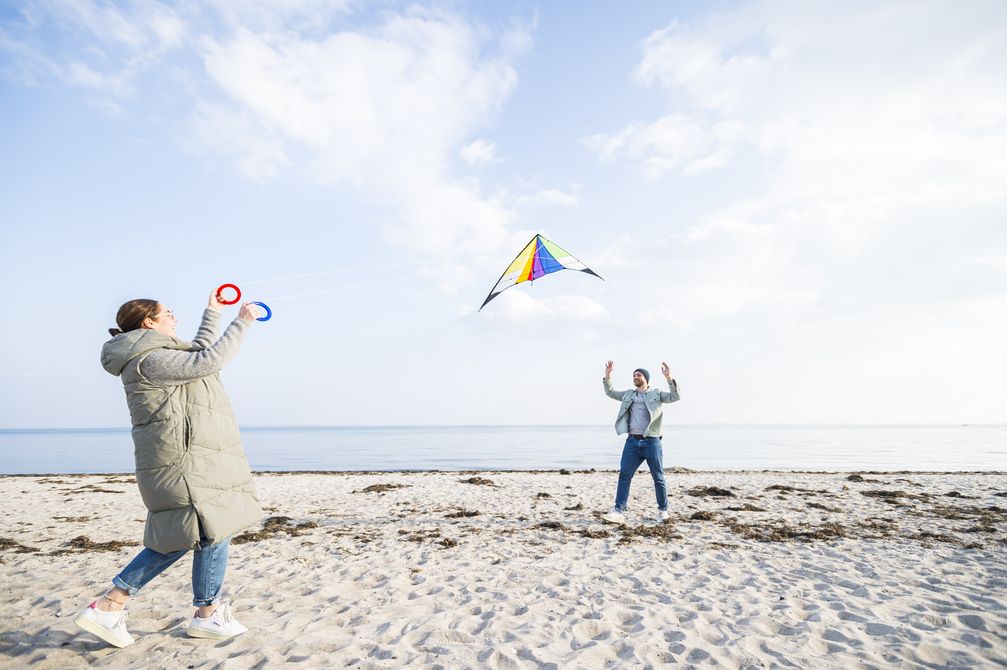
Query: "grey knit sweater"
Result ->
[[140, 308, 249, 386]]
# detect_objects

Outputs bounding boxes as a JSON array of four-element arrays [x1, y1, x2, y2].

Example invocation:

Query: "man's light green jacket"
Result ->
[[101, 330, 262, 553], [603, 377, 680, 437]]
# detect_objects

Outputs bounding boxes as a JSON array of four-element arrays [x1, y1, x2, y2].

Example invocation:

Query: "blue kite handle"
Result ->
[[251, 301, 272, 322]]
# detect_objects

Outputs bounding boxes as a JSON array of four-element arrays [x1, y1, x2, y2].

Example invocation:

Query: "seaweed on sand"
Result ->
[[355, 483, 410, 494], [724, 503, 765, 512], [726, 520, 849, 543], [64, 484, 124, 495], [0, 537, 39, 554], [445, 509, 481, 519], [686, 486, 734, 498], [232, 516, 318, 544], [575, 528, 611, 539], [460, 477, 496, 486], [618, 523, 683, 544], [536, 521, 566, 530], [50, 536, 139, 556], [861, 490, 911, 504], [807, 502, 842, 512]]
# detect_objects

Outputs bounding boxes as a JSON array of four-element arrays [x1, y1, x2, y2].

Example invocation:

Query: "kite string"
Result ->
[[263, 274, 426, 302], [240, 262, 428, 287]]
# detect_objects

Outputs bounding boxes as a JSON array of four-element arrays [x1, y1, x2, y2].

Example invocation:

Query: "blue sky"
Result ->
[[1, 0, 1005, 428]]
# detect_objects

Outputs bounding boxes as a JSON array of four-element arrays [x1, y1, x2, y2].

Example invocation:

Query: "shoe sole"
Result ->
[[600, 516, 627, 525], [185, 626, 247, 640], [73, 613, 134, 648]]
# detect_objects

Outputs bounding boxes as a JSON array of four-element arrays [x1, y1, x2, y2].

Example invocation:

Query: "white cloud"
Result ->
[[591, 1, 1007, 327], [2, 1, 189, 98], [192, 9, 529, 255], [195, 12, 521, 182], [513, 187, 578, 208], [487, 291, 607, 321], [460, 138, 496, 166], [204, 0, 354, 32], [585, 115, 745, 177], [185, 102, 289, 180], [0, 27, 60, 85], [66, 60, 131, 96], [596, 2, 1007, 196], [2, 3, 535, 266]]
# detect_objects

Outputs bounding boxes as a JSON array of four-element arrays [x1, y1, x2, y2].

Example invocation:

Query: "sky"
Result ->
[[1, 0, 1005, 428]]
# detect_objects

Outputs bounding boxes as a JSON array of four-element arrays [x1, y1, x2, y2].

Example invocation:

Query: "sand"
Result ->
[[0, 469, 1004, 669]]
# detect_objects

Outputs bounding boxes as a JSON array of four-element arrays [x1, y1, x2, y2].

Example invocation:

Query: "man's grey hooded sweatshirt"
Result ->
[[100, 309, 262, 553]]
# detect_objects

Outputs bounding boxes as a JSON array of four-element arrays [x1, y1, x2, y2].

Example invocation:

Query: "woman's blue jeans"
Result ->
[[615, 436, 668, 512], [111, 537, 231, 607]]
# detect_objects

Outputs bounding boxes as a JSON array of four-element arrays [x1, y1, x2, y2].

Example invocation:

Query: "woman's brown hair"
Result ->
[[109, 299, 159, 337]]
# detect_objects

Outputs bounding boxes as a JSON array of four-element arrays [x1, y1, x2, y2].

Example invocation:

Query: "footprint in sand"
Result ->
[[662, 629, 686, 643], [517, 647, 559, 669], [822, 628, 858, 646], [615, 610, 645, 632], [431, 629, 475, 644], [468, 610, 495, 635], [686, 648, 711, 663], [571, 619, 612, 643], [696, 626, 729, 645], [959, 632, 993, 649], [957, 614, 988, 631], [479, 648, 520, 668], [913, 641, 953, 666], [863, 622, 901, 637], [677, 610, 698, 624], [743, 615, 782, 637]]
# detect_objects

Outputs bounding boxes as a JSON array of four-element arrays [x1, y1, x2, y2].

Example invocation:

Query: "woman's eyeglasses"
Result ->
[[153, 311, 176, 320]]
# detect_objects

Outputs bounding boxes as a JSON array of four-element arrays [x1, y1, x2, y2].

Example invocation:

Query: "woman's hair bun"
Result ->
[[111, 299, 158, 337]]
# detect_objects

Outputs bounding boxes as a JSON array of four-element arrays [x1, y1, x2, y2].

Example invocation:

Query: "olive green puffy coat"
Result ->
[[101, 329, 262, 552]]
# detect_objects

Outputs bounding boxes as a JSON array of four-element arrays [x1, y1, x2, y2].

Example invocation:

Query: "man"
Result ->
[[600, 361, 679, 524]]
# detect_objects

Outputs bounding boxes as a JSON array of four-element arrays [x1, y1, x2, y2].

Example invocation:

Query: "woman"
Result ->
[[74, 291, 263, 648]]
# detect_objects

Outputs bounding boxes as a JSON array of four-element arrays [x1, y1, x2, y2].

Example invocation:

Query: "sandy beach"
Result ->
[[0, 469, 1004, 669]]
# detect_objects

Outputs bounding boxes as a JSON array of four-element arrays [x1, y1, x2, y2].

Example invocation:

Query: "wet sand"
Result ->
[[0, 470, 1005, 668]]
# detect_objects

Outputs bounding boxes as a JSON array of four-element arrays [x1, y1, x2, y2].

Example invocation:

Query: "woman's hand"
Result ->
[[208, 289, 225, 310], [238, 302, 261, 323]]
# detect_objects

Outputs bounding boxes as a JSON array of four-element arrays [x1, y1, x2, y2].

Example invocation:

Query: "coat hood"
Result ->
[[100, 329, 192, 376]]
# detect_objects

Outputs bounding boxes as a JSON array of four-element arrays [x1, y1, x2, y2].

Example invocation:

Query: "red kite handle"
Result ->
[[216, 283, 241, 305]]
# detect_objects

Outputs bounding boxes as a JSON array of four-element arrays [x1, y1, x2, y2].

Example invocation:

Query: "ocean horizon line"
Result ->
[[2, 467, 1004, 477], [0, 422, 1002, 434]]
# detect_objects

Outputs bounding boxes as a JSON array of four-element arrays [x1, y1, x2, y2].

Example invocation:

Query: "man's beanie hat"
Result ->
[[634, 368, 650, 383]]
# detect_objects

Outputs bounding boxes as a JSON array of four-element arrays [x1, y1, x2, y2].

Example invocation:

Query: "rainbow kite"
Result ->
[[479, 234, 603, 311]]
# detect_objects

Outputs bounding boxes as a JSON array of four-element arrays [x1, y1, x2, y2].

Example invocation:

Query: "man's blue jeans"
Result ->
[[615, 436, 668, 512], [111, 537, 231, 607]]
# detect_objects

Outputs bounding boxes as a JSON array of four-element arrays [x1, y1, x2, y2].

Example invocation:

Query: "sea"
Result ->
[[0, 425, 1003, 474]]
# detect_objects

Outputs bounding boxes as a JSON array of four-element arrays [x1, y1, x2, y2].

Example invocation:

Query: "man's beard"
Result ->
[[634, 379, 645, 388]]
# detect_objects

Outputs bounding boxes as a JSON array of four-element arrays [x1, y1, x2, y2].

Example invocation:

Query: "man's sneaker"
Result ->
[[73, 600, 135, 648], [657, 510, 670, 523], [600, 509, 627, 525], [185, 602, 248, 640]]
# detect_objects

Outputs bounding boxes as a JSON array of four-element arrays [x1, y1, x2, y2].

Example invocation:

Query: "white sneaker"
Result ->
[[186, 602, 249, 640], [657, 510, 670, 523], [600, 509, 627, 525], [73, 600, 135, 648]]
